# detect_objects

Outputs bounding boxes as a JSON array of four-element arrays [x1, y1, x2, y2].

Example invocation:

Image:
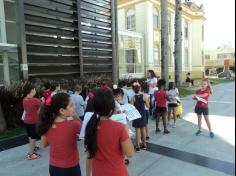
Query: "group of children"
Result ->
[[21, 74, 214, 176]]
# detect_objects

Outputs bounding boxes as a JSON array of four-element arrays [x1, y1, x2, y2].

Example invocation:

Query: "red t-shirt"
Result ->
[[195, 88, 211, 109], [93, 120, 129, 176], [154, 90, 168, 108], [46, 120, 82, 168], [23, 98, 42, 124]]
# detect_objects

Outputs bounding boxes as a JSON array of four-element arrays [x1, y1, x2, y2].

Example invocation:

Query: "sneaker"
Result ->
[[135, 147, 141, 153], [27, 153, 41, 160], [164, 130, 170, 135], [195, 130, 202, 136], [210, 132, 215, 139], [125, 159, 130, 165], [172, 124, 176, 128], [156, 128, 161, 133], [141, 144, 147, 150]]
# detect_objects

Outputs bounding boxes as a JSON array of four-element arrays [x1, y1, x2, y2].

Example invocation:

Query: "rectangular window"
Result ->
[[154, 15, 159, 30], [185, 48, 189, 66], [154, 48, 159, 65], [4, 1, 17, 22], [0, 55, 4, 84], [126, 50, 136, 73], [6, 22, 17, 44], [127, 16, 135, 30], [205, 55, 211, 60]]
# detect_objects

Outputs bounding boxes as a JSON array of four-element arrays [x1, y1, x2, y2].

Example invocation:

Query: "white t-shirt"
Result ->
[[120, 88, 129, 104], [168, 88, 179, 104], [147, 77, 158, 95], [127, 89, 135, 101]]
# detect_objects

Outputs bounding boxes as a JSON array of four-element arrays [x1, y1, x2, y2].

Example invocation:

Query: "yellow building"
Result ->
[[205, 47, 235, 74], [118, 0, 205, 80]]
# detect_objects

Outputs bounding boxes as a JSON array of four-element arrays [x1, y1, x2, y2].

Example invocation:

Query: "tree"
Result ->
[[174, 0, 183, 87], [161, 0, 169, 84]]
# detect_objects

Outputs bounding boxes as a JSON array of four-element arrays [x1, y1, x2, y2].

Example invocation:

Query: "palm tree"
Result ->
[[174, 0, 183, 87]]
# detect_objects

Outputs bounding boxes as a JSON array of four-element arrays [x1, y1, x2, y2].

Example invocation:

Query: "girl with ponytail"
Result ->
[[85, 88, 134, 176], [37, 93, 82, 176]]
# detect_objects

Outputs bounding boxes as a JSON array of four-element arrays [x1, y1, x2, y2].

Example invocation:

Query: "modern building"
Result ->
[[0, 0, 118, 85], [118, 0, 205, 80], [205, 47, 235, 74]]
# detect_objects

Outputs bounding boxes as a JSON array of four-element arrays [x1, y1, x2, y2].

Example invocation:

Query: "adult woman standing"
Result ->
[[147, 70, 158, 117]]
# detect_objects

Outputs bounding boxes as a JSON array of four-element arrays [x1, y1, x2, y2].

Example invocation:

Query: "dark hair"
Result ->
[[44, 82, 51, 90], [133, 85, 141, 94], [118, 80, 127, 88], [61, 84, 68, 91], [158, 79, 166, 89], [37, 93, 70, 136], [85, 88, 115, 159], [113, 88, 124, 97], [23, 82, 36, 98], [73, 85, 82, 92], [148, 70, 156, 78], [142, 83, 149, 93], [168, 82, 175, 90], [50, 81, 60, 92]]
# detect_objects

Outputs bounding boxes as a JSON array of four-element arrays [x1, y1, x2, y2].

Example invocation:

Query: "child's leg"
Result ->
[[162, 112, 168, 131], [135, 128, 141, 147], [197, 114, 203, 130], [173, 107, 177, 125], [145, 125, 149, 138], [167, 106, 172, 122], [156, 113, 161, 130], [204, 115, 213, 132], [141, 127, 147, 145], [29, 138, 36, 154]]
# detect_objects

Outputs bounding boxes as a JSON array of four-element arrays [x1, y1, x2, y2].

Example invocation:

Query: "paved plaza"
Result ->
[[0, 82, 235, 176]]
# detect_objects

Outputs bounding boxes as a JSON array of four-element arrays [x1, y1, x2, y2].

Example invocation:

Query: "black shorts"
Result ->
[[168, 104, 178, 108], [50, 164, 81, 176], [25, 124, 40, 140], [155, 107, 167, 114], [195, 107, 209, 116]]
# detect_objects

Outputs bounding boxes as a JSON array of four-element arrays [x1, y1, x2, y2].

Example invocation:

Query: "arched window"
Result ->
[[127, 9, 135, 30], [153, 8, 159, 30]]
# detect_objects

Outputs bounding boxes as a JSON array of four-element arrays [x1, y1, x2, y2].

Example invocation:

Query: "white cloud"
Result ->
[[192, 0, 235, 49]]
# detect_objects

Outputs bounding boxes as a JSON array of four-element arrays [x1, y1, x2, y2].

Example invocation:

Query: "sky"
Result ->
[[192, 0, 235, 49]]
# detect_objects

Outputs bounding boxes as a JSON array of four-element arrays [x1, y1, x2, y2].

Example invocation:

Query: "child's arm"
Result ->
[[40, 136, 49, 148], [130, 97, 135, 105], [143, 95, 150, 108]]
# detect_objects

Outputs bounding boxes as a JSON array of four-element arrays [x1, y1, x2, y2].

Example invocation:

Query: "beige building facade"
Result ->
[[118, 0, 205, 80], [205, 47, 235, 74]]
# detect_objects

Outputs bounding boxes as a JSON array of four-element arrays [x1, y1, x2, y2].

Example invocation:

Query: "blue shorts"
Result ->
[[195, 107, 209, 116]]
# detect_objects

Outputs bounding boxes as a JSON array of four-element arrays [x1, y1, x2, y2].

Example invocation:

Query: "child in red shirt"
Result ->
[[85, 88, 134, 176], [154, 79, 170, 134], [38, 93, 82, 176], [193, 79, 214, 138], [23, 83, 42, 160]]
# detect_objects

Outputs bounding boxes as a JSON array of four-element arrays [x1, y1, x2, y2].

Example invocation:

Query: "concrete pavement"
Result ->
[[0, 82, 235, 176]]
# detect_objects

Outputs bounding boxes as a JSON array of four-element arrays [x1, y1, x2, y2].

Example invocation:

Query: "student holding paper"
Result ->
[[131, 82, 149, 152], [38, 93, 82, 176], [193, 79, 214, 138], [85, 88, 134, 176]]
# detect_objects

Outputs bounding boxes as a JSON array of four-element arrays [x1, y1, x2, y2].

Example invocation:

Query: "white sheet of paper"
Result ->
[[79, 112, 94, 139], [120, 104, 136, 112], [195, 96, 207, 104], [126, 109, 142, 122], [111, 113, 127, 125]]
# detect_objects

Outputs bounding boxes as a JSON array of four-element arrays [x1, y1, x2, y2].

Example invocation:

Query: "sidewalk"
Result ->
[[0, 82, 235, 176]]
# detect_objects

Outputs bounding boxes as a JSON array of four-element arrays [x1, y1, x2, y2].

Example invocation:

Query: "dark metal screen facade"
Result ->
[[17, 0, 117, 81]]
